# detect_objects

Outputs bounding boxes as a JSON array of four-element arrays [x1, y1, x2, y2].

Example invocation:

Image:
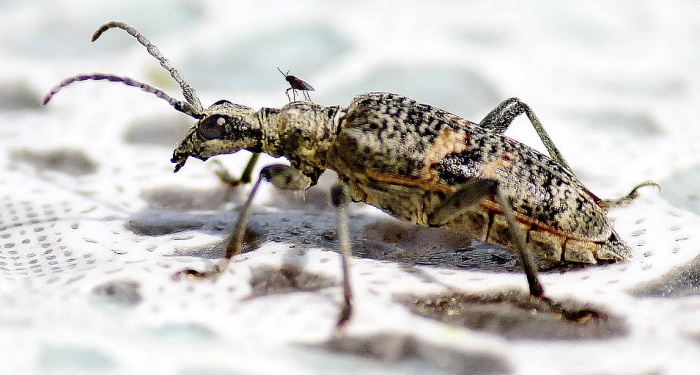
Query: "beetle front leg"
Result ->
[[428, 179, 544, 298], [211, 153, 261, 187], [175, 164, 312, 280], [479, 98, 572, 173]]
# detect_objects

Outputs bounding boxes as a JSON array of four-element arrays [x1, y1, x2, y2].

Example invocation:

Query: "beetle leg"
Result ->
[[330, 182, 353, 328], [428, 179, 545, 298], [212, 153, 261, 187], [175, 164, 312, 280], [427, 179, 497, 226], [495, 185, 545, 297], [479, 98, 573, 173], [285, 88, 293, 102], [604, 180, 660, 208]]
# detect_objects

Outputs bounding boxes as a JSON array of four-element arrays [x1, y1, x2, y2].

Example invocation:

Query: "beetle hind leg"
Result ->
[[428, 179, 545, 298], [603, 180, 660, 208], [479, 98, 572, 174]]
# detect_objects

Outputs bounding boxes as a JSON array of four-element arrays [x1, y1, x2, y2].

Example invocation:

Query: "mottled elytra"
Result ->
[[44, 21, 654, 328], [278, 67, 315, 102]]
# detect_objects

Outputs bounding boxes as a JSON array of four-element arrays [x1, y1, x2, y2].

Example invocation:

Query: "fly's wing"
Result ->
[[293, 77, 315, 91]]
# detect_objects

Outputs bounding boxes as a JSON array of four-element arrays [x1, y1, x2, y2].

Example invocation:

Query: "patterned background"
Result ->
[[1, 0, 699, 373]]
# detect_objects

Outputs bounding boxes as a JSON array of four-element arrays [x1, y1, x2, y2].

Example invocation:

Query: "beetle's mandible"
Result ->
[[44, 21, 654, 327]]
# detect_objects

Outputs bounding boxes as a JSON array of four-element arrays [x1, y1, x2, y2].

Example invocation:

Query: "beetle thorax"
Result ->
[[260, 102, 345, 180]]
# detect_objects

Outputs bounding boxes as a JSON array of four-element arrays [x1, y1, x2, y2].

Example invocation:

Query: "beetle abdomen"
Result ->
[[332, 92, 612, 242]]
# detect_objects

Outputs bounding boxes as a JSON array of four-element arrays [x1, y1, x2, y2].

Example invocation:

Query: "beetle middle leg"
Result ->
[[428, 179, 544, 298], [479, 98, 572, 173], [330, 182, 354, 327]]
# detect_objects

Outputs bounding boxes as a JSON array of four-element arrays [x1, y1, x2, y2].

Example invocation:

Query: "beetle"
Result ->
[[44, 21, 654, 327], [278, 67, 315, 102]]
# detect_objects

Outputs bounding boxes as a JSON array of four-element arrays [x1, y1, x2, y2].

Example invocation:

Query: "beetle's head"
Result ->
[[171, 100, 262, 172]]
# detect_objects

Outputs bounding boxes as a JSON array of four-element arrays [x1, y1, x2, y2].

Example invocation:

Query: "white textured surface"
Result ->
[[1, 1, 700, 374]]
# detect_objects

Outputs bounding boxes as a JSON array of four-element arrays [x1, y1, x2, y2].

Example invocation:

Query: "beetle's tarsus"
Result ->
[[604, 180, 660, 208]]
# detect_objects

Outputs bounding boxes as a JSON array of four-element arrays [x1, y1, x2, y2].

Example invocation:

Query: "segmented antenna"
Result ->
[[92, 21, 203, 112], [43, 73, 201, 118]]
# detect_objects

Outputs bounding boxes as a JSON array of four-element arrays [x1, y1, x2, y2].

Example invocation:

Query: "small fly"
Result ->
[[278, 67, 315, 102]]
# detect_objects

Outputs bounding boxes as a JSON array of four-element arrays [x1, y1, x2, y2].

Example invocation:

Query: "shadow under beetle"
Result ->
[[44, 21, 656, 327]]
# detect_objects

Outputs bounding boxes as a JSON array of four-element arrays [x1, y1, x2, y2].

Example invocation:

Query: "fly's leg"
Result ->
[[428, 179, 544, 298], [330, 183, 353, 328], [479, 98, 572, 173], [286, 88, 298, 102], [211, 153, 261, 187], [604, 180, 660, 208], [175, 164, 312, 279], [302, 90, 312, 102]]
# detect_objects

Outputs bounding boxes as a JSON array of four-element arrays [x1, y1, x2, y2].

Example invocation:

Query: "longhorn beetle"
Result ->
[[44, 21, 655, 327], [278, 67, 315, 102]]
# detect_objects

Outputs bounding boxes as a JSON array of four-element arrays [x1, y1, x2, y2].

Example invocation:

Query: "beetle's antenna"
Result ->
[[43, 73, 201, 118], [92, 21, 203, 112], [277, 67, 289, 77]]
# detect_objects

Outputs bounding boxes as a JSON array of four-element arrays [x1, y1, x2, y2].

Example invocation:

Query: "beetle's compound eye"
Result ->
[[198, 115, 228, 140]]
